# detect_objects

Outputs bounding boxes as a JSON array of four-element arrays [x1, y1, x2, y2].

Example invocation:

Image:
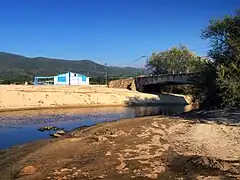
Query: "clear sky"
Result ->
[[0, 0, 238, 66]]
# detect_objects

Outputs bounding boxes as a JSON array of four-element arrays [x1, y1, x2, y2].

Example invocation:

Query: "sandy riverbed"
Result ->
[[0, 111, 240, 180], [0, 85, 192, 111]]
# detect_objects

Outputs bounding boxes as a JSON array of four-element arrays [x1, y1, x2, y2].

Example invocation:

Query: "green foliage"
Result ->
[[0, 52, 143, 84], [217, 63, 240, 107], [191, 61, 222, 108], [195, 9, 240, 108], [90, 75, 137, 85], [147, 45, 207, 75]]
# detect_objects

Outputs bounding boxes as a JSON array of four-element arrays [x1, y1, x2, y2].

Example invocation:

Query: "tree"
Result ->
[[191, 60, 222, 108], [146, 45, 207, 75], [200, 9, 240, 108]]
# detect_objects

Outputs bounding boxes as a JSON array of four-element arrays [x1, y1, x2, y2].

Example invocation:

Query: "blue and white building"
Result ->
[[34, 72, 90, 85]]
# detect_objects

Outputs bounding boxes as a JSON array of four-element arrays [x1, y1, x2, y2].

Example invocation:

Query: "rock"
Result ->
[[50, 133, 62, 138], [60, 168, 70, 172], [108, 78, 136, 90], [56, 130, 66, 135], [38, 126, 53, 132], [38, 126, 64, 132], [109, 134, 118, 138], [105, 151, 112, 156], [72, 172, 79, 177], [98, 136, 108, 141], [50, 130, 67, 138], [117, 130, 127, 136], [19, 165, 37, 176]]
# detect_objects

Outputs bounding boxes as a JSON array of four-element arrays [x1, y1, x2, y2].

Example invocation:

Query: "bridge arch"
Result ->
[[134, 73, 194, 92]]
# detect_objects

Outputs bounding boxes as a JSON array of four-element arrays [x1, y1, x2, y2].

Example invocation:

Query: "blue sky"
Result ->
[[0, 0, 238, 67]]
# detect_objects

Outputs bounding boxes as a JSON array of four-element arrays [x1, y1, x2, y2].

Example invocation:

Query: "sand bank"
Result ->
[[0, 85, 192, 112], [0, 113, 239, 179]]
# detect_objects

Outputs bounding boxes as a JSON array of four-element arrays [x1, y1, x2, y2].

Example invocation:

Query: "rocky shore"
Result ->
[[0, 109, 239, 180]]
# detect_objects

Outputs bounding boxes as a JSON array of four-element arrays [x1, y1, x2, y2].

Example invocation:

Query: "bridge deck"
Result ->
[[135, 73, 194, 91]]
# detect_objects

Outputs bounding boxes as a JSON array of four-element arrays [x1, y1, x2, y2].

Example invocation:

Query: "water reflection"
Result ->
[[0, 105, 196, 149], [132, 105, 187, 117]]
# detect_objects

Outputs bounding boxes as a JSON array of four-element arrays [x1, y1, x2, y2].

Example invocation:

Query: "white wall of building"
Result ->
[[54, 72, 89, 85], [86, 77, 89, 85]]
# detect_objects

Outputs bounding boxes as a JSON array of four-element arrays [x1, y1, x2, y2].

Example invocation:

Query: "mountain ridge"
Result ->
[[0, 52, 142, 83]]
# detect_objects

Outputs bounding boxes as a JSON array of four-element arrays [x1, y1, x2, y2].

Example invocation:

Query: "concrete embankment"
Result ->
[[0, 85, 193, 111]]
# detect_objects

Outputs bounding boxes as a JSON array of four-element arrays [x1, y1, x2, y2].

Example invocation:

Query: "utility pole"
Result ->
[[105, 63, 108, 85]]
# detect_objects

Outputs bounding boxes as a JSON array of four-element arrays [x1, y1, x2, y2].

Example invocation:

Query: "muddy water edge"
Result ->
[[0, 104, 196, 150]]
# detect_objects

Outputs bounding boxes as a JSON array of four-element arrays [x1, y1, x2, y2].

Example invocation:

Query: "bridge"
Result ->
[[134, 73, 194, 91]]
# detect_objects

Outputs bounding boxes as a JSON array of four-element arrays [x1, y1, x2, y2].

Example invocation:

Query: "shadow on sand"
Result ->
[[172, 108, 240, 125], [124, 93, 189, 106], [158, 149, 240, 179], [125, 93, 239, 125]]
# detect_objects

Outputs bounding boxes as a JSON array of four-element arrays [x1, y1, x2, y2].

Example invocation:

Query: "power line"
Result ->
[[119, 41, 240, 68], [131, 55, 147, 65]]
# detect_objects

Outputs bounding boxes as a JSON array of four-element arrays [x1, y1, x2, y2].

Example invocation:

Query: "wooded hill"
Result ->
[[0, 52, 143, 83]]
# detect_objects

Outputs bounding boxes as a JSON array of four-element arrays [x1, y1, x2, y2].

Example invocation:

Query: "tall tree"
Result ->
[[201, 9, 240, 108], [147, 45, 207, 75]]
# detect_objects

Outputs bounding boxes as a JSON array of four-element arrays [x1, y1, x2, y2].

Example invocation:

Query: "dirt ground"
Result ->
[[0, 114, 240, 180], [0, 85, 192, 111]]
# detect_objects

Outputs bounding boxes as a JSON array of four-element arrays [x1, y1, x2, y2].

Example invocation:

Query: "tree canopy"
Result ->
[[146, 45, 207, 75], [146, 9, 240, 109], [197, 9, 240, 108]]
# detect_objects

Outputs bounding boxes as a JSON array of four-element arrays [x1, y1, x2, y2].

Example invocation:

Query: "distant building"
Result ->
[[34, 72, 90, 85]]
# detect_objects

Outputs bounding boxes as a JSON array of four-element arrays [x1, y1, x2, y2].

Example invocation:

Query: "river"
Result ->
[[0, 104, 194, 150]]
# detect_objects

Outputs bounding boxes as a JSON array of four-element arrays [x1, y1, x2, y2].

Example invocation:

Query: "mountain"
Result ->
[[0, 52, 143, 82]]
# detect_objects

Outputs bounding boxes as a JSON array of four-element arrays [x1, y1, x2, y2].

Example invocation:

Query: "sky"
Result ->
[[0, 0, 238, 67]]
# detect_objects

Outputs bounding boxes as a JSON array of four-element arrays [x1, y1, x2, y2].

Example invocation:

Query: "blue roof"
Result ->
[[34, 76, 54, 79]]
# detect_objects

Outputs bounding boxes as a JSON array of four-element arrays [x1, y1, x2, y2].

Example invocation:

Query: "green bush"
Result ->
[[194, 9, 240, 109]]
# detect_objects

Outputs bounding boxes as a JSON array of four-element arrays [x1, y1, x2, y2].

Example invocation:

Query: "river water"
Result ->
[[0, 105, 193, 150]]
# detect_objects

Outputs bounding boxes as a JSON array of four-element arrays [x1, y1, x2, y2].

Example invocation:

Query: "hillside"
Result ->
[[0, 52, 143, 82]]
